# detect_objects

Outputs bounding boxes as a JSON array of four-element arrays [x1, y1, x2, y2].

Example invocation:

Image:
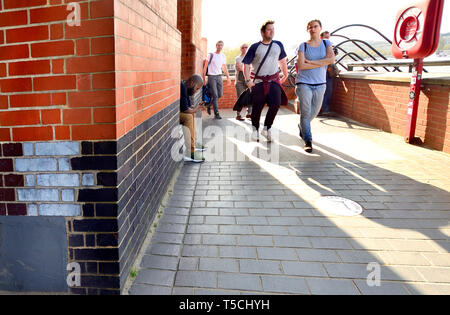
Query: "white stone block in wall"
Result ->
[[23, 143, 34, 156], [61, 190, 75, 202], [82, 174, 95, 186], [18, 189, 59, 202], [16, 158, 58, 172], [58, 158, 71, 171], [35, 142, 79, 156], [37, 174, 80, 187], [39, 204, 81, 217], [28, 204, 38, 216], [25, 175, 35, 187]]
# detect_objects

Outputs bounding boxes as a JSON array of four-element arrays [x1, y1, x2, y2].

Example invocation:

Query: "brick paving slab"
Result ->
[[127, 109, 450, 295]]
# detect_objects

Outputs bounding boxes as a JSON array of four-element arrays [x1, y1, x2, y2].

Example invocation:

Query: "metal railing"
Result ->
[[345, 58, 450, 73]]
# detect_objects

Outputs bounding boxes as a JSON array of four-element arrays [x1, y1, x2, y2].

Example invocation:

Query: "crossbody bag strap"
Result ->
[[206, 53, 214, 76], [254, 41, 274, 79]]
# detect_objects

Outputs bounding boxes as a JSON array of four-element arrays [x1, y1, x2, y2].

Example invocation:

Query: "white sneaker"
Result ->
[[261, 127, 272, 142], [251, 129, 260, 142]]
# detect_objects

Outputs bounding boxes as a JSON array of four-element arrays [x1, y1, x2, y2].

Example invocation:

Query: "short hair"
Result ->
[[320, 31, 330, 38], [307, 19, 322, 30], [260, 20, 275, 33], [186, 74, 203, 87], [216, 40, 224, 45]]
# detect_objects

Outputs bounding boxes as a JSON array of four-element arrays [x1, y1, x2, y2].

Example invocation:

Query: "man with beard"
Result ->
[[180, 74, 206, 163], [243, 21, 288, 142]]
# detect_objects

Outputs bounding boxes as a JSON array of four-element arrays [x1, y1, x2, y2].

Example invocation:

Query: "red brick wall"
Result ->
[[0, 0, 116, 142], [177, 0, 205, 80], [332, 77, 450, 153], [114, 0, 181, 139]]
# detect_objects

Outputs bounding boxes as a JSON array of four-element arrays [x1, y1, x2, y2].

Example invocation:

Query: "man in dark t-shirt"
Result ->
[[243, 20, 288, 143], [180, 75, 205, 163]]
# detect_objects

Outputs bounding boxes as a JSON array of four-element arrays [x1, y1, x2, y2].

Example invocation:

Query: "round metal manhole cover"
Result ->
[[316, 196, 364, 217]]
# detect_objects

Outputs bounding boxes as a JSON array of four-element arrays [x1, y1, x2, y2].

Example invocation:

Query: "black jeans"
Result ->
[[250, 82, 282, 130]]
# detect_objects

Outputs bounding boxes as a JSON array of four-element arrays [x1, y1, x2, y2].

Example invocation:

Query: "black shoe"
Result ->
[[207, 106, 211, 116], [304, 141, 313, 153], [215, 113, 222, 120]]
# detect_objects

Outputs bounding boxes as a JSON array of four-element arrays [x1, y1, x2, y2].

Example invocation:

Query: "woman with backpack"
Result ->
[[295, 20, 336, 153]]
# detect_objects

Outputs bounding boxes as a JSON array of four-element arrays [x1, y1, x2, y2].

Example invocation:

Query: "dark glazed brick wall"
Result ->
[[117, 101, 181, 288], [66, 100, 181, 295]]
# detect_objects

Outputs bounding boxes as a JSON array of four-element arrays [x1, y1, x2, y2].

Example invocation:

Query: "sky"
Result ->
[[202, 0, 450, 56]]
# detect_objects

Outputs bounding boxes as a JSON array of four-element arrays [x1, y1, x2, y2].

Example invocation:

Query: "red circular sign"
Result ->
[[399, 16, 418, 41]]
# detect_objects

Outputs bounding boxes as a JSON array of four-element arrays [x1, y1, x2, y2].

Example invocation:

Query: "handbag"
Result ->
[[233, 41, 274, 112]]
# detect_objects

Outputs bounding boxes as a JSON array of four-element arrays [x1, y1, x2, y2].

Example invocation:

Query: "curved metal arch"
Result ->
[[330, 24, 393, 44], [335, 47, 377, 72]]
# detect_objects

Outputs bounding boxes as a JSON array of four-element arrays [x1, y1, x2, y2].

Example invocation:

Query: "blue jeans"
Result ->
[[321, 76, 334, 113], [295, 83, 326, 142]]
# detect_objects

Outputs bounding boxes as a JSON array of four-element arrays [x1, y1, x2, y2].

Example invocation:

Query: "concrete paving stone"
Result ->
[[199, 258, 239, 273], [273, 236, 311, 248], [220, 225, 253, 235], [236, 217, 268, 225], [280, 209, 314, 217], [416, 267, 450, 283], [191, 208, 219, 216], [207, 201, 235, 208], [262, 202, 294, 209], [192, 201, 206, 207], [151, 232, 184, 245], [129, 284, 172, 295], [249, 209, 281, 217], [261, 276, 309, 294], [183, 234, 202, 245], [378, 266, 425, 282], [324, 263, 372, 279], [306, 278, 359, 295], [310, 238, 353, 250], [164, 208, 190, 216], [197, 185, 219, 190], [296, 249, 341, 263], [349, 239, 394, 251], [422, 253, 450, 266], [288, 226, 325, 237], [237, 236, 274, 247], [175, 271, 217, 289], [189, 216, 204, 224], [247, 195, 276, 201], [218, 273, 262, 291], [203, 235, 237, 246], [301, 217, 337, 227], [282, 261, 328, 277], [194, 195, 220, 201], [377, 251, 431, 266], [253, 226, 289, 236], [205, 216, 236, 225], [321, 227, 360, 238], [337, 250, 383, 264], [171, 195, 194, 202], [404, 283, 450, 295], [146, 244, 181, 257], [194, 289, 240, 296], [387, 239, 441, 252], [182, 245, 219, 258], [160, 215, 188, 224], [220, 208, 249, 216], [168, 200, 192, 208], [257, 248, 298, 261], [234, 202, 263, 208], [172, 287, 195, 295], [140, 255, 179, 270], [220, 195, 250, 201], [433, 241, 450, 253], [240, 260, 282, 275], [354, 280, 410, 295], [134, 269, 176, 287], [267, 217, 302, 226], [220, 246, 257, 259], [179, 257, 198, 271], [156, 223, 186, 234], [207, 190, 232, 196], [187, 225, 219, 234]]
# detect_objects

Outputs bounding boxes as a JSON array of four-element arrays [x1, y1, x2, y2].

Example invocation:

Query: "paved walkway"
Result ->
[[126, 108, 450, 295]]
